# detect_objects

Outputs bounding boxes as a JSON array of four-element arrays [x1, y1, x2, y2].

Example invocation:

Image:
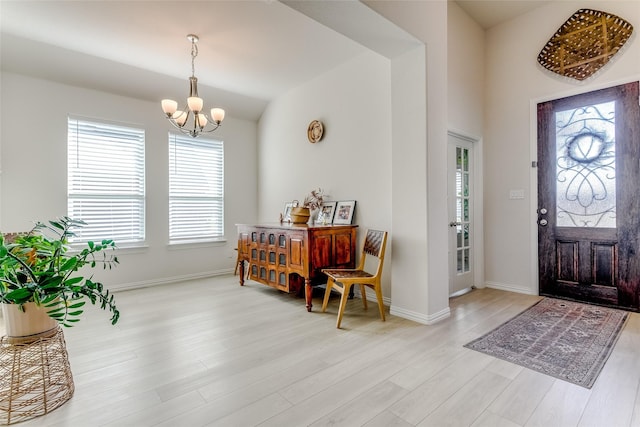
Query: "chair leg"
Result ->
[[336, 283, 352, 329], [322, 278, 334, 313], [360, 284, 368, 309], [374, 284, 386, 321]]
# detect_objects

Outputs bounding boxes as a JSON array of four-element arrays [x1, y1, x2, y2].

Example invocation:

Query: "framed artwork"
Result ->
[[283, 202, 294, 222], [316, 201, 337, 225], [333, 200, 356, 225]]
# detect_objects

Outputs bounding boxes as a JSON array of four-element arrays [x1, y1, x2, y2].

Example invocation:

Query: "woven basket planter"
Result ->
[[0, 328, 74, 425], [290, 207, 311, 224]]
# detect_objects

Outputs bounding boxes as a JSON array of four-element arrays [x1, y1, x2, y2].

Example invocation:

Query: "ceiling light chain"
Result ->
[[161, 34, 225, 138], [190, 34, 198, 78]]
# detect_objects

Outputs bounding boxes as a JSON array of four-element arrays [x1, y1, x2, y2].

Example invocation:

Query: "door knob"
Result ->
[[449, 221, 461, 227], [539, 219, 548, 226]]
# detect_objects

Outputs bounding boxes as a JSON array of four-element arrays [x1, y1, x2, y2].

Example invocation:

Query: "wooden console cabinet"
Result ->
[[236, 223, 357, 311]]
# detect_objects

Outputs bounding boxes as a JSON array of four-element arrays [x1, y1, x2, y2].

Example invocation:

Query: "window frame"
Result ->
[[67, 115, 146, 245], [168, 132, 225, 244]]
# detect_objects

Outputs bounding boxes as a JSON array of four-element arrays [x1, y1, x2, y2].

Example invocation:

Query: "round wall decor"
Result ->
[[307, 120, 324, 143]]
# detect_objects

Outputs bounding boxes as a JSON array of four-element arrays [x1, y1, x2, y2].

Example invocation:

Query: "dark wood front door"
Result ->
[[537, 81, 640, 310]]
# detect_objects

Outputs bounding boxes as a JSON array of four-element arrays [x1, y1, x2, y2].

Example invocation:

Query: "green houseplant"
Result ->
[[0, 217, 120, 330]]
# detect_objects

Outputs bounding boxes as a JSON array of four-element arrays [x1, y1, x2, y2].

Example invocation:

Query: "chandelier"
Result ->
[[161, 34, 225, 138]]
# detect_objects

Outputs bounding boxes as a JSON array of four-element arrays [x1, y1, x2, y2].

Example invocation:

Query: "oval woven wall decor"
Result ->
[[537, 9, 634, 81]]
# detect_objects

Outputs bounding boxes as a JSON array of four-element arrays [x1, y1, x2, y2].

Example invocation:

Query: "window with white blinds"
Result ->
[[169, 134, 224, 242], [67, 117, 145, 243]]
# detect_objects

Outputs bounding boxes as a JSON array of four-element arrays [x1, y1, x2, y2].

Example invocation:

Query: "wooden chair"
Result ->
[[321, 229, 388, 328]]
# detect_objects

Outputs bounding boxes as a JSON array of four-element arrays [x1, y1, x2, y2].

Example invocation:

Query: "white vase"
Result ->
[[1, 302, 59, 343]]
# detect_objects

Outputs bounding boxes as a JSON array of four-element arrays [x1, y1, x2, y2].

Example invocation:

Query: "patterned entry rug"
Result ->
[[464, 298, 628, 388]]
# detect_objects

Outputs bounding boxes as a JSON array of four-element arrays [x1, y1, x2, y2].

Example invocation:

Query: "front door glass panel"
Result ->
[[555, 101, 616, 228]]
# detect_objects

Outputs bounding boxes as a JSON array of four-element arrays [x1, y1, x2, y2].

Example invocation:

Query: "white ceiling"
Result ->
[[456, 1, 552, 30], [0, 1, 549, 121]]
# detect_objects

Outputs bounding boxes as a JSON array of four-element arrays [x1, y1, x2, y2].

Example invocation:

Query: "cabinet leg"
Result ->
[[239, 260, 245, 286], [305, 279, 312, 312]]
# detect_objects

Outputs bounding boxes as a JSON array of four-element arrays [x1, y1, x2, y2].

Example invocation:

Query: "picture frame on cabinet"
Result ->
[[316, 202, 337, 225], [333, 200, 356, 225], [283, 202, 294, 222]]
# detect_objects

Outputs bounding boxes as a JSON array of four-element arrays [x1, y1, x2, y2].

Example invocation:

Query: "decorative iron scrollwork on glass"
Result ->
[[555, 101, 616, 227]]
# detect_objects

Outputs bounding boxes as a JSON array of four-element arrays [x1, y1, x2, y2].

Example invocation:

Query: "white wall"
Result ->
[[447, 1, 486, 291], [484, 1, 640, 294], [257, 52, 394, 297], [365, 0, 451, 323], [447, 1, 485, 138], [388, 46, 430, 320], [0, 72, 258, 290]]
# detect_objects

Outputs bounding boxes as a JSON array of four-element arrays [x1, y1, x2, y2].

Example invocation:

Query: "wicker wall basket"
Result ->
[[537, 9, 634, 81]]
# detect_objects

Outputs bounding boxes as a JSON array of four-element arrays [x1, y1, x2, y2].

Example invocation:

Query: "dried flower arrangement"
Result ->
[[301, 188, 324, 210], [287, 189, 326, 224]]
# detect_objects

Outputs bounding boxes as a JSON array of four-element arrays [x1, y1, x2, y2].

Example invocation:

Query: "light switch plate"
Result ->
[[509, 189, 525, 199]]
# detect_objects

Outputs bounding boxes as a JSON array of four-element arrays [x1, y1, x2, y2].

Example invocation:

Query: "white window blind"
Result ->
[[169, 134, 224, 242], [67, 117, 145, 243]]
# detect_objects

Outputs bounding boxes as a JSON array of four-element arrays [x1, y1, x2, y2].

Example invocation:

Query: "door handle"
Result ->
[[537, 207, 548, 226], [449, 221, 461, 227]]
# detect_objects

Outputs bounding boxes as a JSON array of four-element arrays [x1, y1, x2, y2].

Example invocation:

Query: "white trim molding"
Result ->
[[354, 285, 453, 324], [110, 269, 234, 292], [485, 280, 538, 296], [351, 288, 392, 307], [390, 304, 451, 325]]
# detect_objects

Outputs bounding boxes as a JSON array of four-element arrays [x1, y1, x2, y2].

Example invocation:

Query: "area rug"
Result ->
[[464, 298, 628, 388]]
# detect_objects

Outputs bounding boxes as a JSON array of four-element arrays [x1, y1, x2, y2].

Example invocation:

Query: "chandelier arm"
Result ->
[[165, 109, 221, 138], [165, 118, 192, 136], [192, 112, 201, 133], [165, 108, 189, 129], [179, 108, 191, 126], [164, 120, 222, 137], [200, 124, 222, 133], [198, 112, 223, 132]]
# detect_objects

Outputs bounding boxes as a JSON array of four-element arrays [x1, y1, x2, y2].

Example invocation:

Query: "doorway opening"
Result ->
[[537, 81, 640, 310]]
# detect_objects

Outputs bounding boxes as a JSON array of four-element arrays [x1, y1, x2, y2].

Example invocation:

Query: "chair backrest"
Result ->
[[360, 229, 388, 276]]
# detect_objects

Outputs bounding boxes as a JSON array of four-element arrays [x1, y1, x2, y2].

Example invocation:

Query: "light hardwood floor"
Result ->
[[2, 275, 640, 427]]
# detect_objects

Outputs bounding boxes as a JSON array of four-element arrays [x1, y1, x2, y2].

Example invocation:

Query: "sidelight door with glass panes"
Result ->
[[448, 134, 474, 295], [537, 81, 640, 309]]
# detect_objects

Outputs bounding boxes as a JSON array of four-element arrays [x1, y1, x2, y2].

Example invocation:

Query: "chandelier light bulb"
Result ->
[[173, 110, 187, 126], [161, 99, 178, 116], [197, 114, 208, 127], [211, 108, 225, 123], [187, 96, 203, 113]]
